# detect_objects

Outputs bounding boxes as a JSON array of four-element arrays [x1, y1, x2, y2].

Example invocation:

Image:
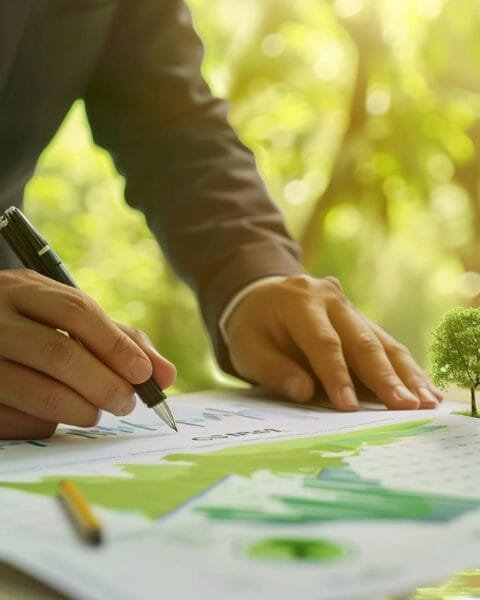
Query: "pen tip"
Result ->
[[152, 401, 179, 432]]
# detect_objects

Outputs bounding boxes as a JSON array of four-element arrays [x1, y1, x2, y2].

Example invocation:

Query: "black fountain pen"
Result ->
[[0, 206, 178, 432]]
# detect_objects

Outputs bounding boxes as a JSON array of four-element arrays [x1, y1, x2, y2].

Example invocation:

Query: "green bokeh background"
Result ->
[[24, 0, 480, 395]]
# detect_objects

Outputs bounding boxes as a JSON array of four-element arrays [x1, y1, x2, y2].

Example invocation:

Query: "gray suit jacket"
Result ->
[[0, 0, 304, 374]]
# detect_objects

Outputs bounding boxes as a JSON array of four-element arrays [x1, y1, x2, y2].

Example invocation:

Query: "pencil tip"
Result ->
[[87, 530, 103, 546]]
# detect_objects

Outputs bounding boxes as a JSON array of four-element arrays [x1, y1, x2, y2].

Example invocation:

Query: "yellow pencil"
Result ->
[[58, 480, 103, 546]]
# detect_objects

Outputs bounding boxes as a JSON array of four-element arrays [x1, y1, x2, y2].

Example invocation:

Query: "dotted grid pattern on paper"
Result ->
[[345, 417, 480, 498]]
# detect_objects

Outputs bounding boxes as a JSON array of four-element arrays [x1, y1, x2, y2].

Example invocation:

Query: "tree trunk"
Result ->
[[471, 386, 478, 417]]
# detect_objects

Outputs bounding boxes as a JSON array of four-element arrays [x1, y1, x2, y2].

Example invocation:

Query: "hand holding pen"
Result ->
[[0, 207, 177, 440]]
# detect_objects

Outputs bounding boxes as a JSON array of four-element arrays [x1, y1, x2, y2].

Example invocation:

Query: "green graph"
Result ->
[[199, 465, 480, 524], [0, 419, 462, 522]]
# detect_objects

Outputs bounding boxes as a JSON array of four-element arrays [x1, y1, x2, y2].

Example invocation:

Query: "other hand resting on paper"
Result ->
[[225, 274, 443, 411], [0, 269, 176, 439]]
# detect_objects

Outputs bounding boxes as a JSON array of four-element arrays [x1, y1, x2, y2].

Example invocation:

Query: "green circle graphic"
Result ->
[[248, 537, 346, 562]]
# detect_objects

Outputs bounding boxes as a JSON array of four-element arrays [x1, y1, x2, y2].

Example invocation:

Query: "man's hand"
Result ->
[[0, 269, 176, 440], [225, 274, 442, 410]]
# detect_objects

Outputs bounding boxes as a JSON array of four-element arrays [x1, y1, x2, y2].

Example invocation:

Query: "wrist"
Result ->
[[219, 276, 288, 346]]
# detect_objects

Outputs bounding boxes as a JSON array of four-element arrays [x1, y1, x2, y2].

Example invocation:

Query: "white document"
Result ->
[[0, 389, 478, 600]]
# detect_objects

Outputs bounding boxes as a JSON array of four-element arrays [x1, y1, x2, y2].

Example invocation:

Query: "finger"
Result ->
[[229, 332, 315, 404], [116, 324, 177, 390], [284, 307, 359, 411], [329, 304, 419, 410], [11, 281, 153, 384], [427, 384, 445, 402], [367, 319, 443, 407], [0, 359, 100, 427], [0, 404, 58, 440], [0, 316, 136, 416]]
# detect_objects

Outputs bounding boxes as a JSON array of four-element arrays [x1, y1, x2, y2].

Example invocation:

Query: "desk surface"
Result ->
[[0, 563, 65, 600]]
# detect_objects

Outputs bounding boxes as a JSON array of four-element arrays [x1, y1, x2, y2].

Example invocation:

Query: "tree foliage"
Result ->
[[430, 307, 480, 390]]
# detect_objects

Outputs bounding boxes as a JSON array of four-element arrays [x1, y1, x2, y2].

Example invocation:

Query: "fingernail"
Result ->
[[394, 386, 419, 407], [339, 386, 358, 410], [417, 386, 438, 408], [129, 356, 152, 382], [139, 332, 161, 355], [284, 376, 306, 402]]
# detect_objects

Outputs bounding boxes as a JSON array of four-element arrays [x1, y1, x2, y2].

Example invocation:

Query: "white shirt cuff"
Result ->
[[219, 276, 288, 346]]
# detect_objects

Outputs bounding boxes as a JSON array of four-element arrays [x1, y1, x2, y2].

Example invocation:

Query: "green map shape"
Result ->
[[0, 419, 456, 520]]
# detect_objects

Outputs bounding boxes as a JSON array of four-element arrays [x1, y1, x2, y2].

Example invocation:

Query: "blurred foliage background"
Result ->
[[24, 0, 480, 394]]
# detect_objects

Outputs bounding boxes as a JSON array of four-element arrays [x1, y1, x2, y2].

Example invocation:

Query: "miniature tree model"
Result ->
[[430, 308, 480, 417]]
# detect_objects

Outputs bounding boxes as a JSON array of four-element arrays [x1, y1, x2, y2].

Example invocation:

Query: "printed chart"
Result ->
[[1, 390, 480, 600]]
